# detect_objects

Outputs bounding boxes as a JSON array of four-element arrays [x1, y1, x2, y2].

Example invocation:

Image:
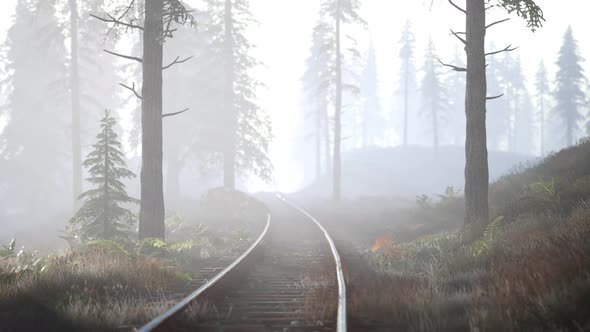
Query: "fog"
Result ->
[[0, 0, 589, 251]]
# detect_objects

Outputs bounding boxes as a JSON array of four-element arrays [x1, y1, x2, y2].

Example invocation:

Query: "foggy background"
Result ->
[[1, 0, 589, 249]]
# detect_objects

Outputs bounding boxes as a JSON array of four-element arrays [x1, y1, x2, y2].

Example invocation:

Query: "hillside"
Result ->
[[305, 145, 535, 198]]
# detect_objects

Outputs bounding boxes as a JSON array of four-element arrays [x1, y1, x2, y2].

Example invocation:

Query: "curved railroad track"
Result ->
[[138, 194, 346, 332]]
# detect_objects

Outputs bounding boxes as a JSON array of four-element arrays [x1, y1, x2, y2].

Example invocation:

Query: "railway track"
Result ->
[[138, 194, 346, 332]]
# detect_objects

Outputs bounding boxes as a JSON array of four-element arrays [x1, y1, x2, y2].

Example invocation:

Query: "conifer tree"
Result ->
[[92, 0, 196, 239], [303, 21, 332, 179], [69, 0, 122, 205], [419, 39, 447, 153], [316, 0, 365, 200], [360, 37, 384, 147], [398, 20, 416, 147], [486, 47, 510, 151], [70, 111, 137, 241], [502, 54, 533, 154], [445, 47, 466, 146], [535, 60, 550, 155], [195, 0, 272, 189], [442, 0, 543, 225], [554, 26, 586, 147], [0, 0, 69, 214]]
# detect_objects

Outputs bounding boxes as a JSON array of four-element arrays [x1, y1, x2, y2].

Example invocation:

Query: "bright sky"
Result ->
[[1, 0, 589, 192]]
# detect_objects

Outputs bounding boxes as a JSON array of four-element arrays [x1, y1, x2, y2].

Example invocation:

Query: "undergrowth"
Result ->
[[328, 140, 590, 331]]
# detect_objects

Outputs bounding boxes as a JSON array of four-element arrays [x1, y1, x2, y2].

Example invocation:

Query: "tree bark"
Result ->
[[333, 0, 342, 201], [223, 0, 236, 190], [566, 114, 573, 147], [403, 57, 409, 147], [433, 105, 439, 154], [323, 102, 331, 176], [139, 0, 165, 239], [464, 0, 489, 225], [539, 95, 545, 157], [69, 0, 82, 207], [165, 154, 182, 204], [315, 102, 322, 180]]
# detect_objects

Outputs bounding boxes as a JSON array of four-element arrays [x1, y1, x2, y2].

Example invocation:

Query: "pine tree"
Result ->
[[162, 11, 207, 202], [317, 0, 365, 200], [92, 0, 197, 239], [303, 21, 332, 179], [534, 60, 550, 155], [419, 39, 447, 153], [445, 47, 466, 146], [69, 0, 122, 205], [554, 26, 586, 147], [398, 20, 416, 147], [78, 0, 122, 147], [195, 0, 272, 189], [443, 0, 543, 225], [69, 110, 137, 241], [502, 54, 533, 154], [486, 43, 510, 151], [0, 0, 69, 215], [360, 36, 384, 147]]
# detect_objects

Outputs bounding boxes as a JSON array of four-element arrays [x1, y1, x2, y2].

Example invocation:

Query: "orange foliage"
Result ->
[[370, 235, 398, 256]]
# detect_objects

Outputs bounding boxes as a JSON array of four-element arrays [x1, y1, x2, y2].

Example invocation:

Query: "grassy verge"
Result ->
[[0, 189, 268, 331], [312, 141, 590, 331]]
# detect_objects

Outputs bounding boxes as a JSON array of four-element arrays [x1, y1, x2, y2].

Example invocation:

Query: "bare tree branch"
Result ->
[[450, 29, 467, 45], [437, 58, 467, 72], [115, 0, 136, 23], [119, 82, 142, 100], [486, 18, 510, 30], [89, 13, 144, 31], [162, 56, 194, 71], [162, 108, 190, 119], [448, 0, 467, 14], [487, 94, 504, 100], [485, 44, 518, 57], [103, 49, 143, 63]]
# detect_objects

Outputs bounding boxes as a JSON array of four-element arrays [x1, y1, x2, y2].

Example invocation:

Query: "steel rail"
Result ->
[[138, 212, 271, 332], [276, 194, 347, 332]]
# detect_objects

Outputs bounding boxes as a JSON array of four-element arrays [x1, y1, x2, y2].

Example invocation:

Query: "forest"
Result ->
[[1, 0, 590, 331]]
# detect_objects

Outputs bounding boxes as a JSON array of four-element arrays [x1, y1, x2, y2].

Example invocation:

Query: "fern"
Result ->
[[470, 216, 506, 256], [416, 195, 432, 208], [86, 240, 132, 258], [1, 238, 16, 258]]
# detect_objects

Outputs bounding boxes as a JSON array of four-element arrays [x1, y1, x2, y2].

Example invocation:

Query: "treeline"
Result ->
[[0, 0, 271, 240], [301, 13, 588, 181]]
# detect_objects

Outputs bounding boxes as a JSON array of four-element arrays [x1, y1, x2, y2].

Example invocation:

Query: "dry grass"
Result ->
[[342, 207, 590, 331], [0, 249, 186, 331], [308, 140, 590, 331]]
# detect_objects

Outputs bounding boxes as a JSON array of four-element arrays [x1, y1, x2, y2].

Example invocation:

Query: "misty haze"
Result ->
[[1, 0, 590, 331]]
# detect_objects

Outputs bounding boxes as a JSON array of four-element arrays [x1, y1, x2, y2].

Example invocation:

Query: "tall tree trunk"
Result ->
[[139, 0, 165, 239], [315, 103, 322, 180], [540, 97, 545, 157], [223, 0, 236, 190], [403, 59, 409, 147], [333, 0, 342, 201], [165, 155, 182, 204], [566, 113, 573, 146], [103, 121, 109, 239], [69, 0, 82, 207], [323, 103, 331, 176], [433, 106, 439, 154], [362, 106, 368, 148], [513, 95, 520, 152], [464, 0, 489, 225]]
